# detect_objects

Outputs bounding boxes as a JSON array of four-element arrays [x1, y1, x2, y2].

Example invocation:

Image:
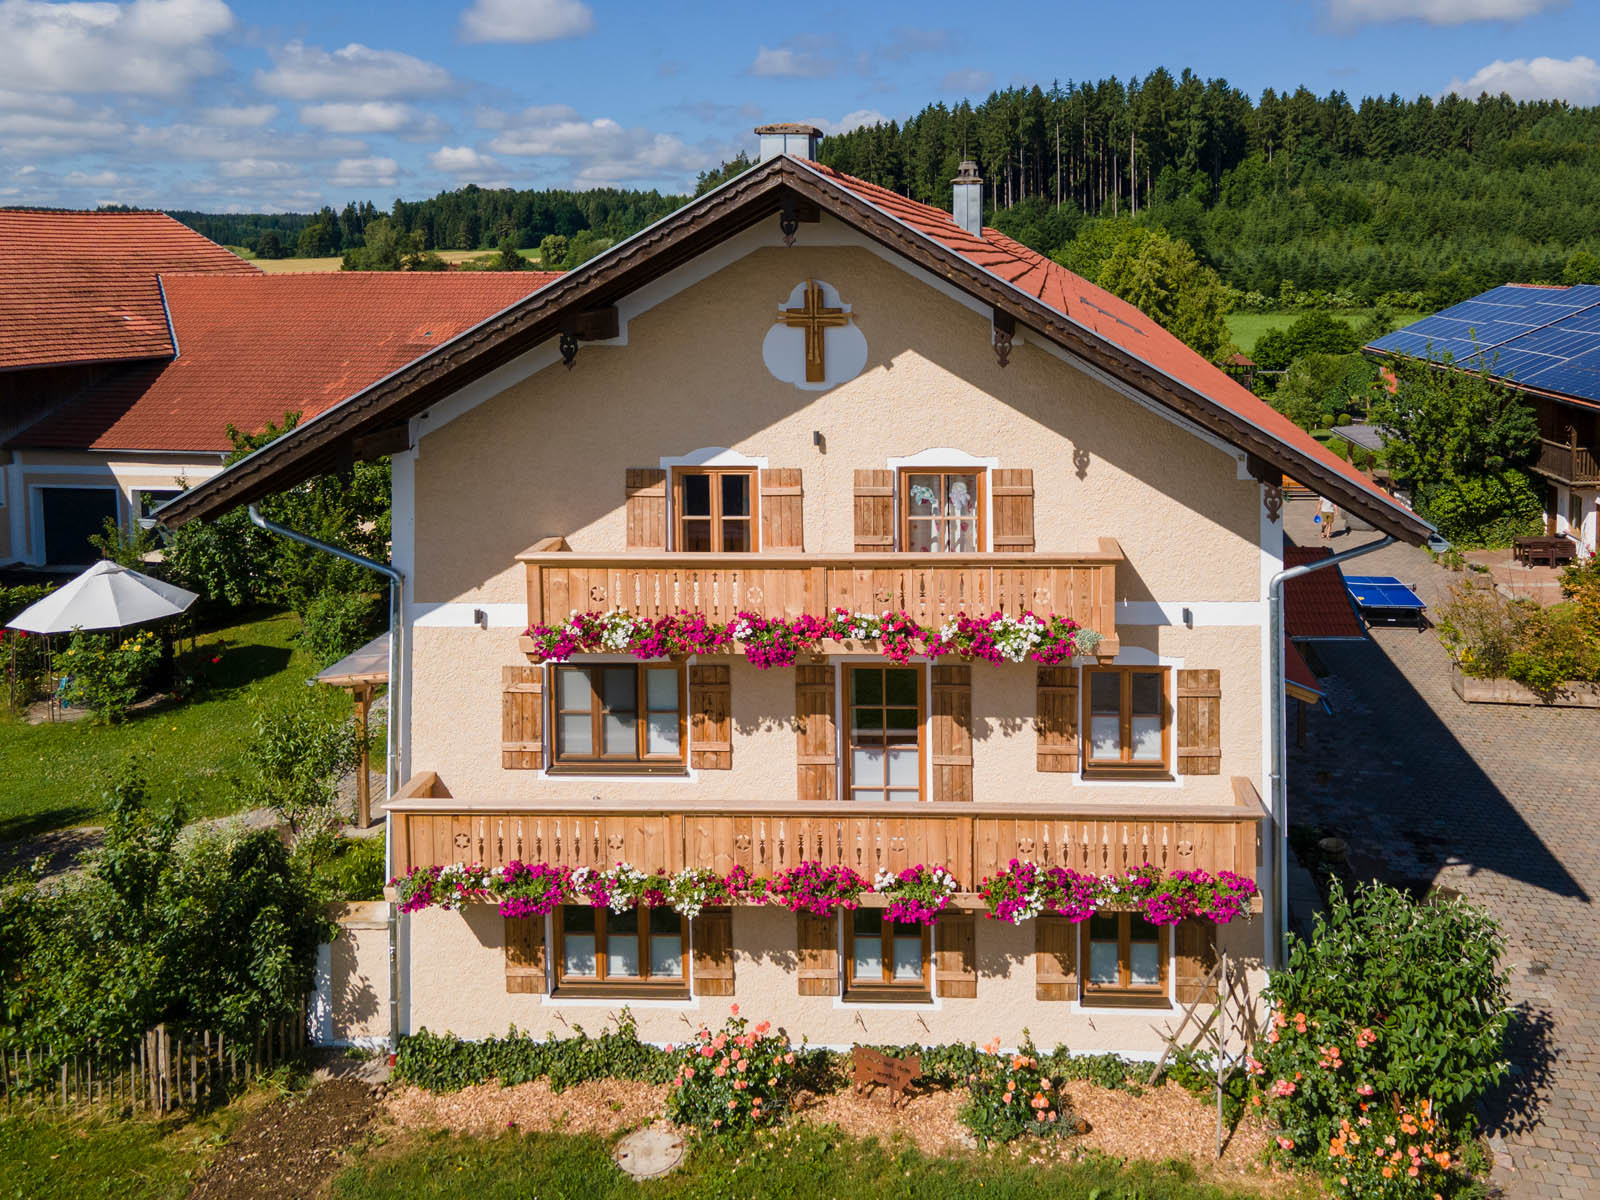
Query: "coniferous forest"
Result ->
[[170, 69, 1600, 309]]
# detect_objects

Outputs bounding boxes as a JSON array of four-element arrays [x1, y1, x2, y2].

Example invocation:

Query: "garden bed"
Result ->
[[1449, 664, 1600, 708]]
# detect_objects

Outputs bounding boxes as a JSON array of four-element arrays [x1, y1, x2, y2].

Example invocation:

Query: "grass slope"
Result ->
[[331, 1126, 1304, 1200], [0, 1107, 246, 1200], [0, 609, 340, 839]]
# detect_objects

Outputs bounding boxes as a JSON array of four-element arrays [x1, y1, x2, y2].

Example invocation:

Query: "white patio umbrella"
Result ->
[[5, 560, 197, 634]]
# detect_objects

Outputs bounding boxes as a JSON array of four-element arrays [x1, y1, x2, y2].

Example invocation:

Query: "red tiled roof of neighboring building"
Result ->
[[803, 161, 1416, 527], [1284, 635, 1324, 703], [1283, 544, 1367, 640], [12, 271, 561, 452], [0, 209, 258, 370]]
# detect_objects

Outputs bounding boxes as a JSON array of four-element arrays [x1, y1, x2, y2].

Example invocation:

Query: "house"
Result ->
[[1367, 283, 1600, 554], [161, 128, 1428, 1054], [1, 209, 556, 568]]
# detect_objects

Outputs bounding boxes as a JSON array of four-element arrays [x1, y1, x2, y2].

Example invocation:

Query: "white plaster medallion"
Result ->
[[762, 278, 868, 391]]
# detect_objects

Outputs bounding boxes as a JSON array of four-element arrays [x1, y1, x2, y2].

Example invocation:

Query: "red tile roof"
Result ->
[[13, 271, 561, 452], [0, 209, 258, 370], [1284, 635, 1324, 703], [1283, 544, 1367, 640], [802, 161, 1416, 529]]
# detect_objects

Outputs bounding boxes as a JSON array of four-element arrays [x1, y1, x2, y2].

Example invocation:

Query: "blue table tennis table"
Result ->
[[1344, 575, 1427, 629]]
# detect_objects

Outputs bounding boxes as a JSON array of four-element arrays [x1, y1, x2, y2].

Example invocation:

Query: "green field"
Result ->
[[0, 1106, 250, 1200], [230, 248, 544, 273], [0, 609, 345, 840], [1225, 309, 1424, 357]]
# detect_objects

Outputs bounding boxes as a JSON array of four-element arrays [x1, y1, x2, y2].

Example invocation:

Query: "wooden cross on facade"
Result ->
[[775, 279, 852, 382]]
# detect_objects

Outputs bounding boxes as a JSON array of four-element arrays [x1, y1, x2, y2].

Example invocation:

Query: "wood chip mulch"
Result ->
[[187, 1078, 379, 1200], [381, 1075, 1295, 1190]]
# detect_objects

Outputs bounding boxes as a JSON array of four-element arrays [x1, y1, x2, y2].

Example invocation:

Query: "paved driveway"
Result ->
[[1284, 505, 1599, 1199]]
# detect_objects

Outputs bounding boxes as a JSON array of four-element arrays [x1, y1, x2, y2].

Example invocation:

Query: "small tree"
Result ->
[[238, 697, 361, 838], [1561, 249, 1600, 285], [253, 230, 285, 260], [538, 233, 569, 268], [495, 236, 526, 271], [1092, 227, 1233, 361]]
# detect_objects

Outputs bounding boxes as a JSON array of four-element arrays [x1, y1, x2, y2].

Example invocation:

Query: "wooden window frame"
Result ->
[[549, 662, 687, 775], [897, 467, 986, 553], [672, 467, 758, 553], [1079, 913, 1169, 1008], [844, 663, 926, 803], [844, 909, 933, 1003], [1082, 666, 1171, 779], [553, 905, 689, 998]]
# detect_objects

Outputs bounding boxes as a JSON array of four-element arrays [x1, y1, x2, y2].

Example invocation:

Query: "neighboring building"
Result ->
[[1367, 283, 1600, 554], [162, 134, 1429, 1054], [0, 208, 556, 568]]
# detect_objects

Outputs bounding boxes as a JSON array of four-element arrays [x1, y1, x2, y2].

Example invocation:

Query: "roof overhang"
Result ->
[[158, 156, 1432, 544]]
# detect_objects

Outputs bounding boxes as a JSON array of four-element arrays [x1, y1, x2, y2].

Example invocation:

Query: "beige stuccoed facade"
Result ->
[[388, 220, 1275, 1055]]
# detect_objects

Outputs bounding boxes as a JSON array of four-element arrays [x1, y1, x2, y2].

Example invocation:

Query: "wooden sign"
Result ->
[[851, 1046, 921, 1108]]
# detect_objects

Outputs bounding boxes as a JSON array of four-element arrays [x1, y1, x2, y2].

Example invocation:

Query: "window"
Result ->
[[1083, 667, 1169, 776], [134, 488, 182, 529], [551, 663, 685, 772], [1570, 491, 1584, 535], [845, 909, 930, 1001], [1081, 913, 1168, 1006], [555, 905, 688, 996], [674, 468, 755, 552], [901, 469, 983, 552], [846, 665, 923, 802]]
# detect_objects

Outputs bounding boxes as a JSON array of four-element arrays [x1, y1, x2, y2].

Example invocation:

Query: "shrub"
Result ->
[[1437, 581, 1600, 691], [958, 1036, 1073, 1144], [301, 589, 385, 665], [667, 1009, 812, 1137], [304, 835, 387, 902], [1256, 879, 1508, 1196], [237, 695, 362, 837], [57, 627, 163, 722], [395, 1013, 675, 1093], [1416, 469, 1543, 549]]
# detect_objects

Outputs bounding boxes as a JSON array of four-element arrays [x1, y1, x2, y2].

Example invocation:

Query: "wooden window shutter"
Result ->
[[931, 665, 974, 802], [689, 664, 732, 770], [796, 914, 838, 996], [504, 915, 547, 993], [794, 665, 837, 802], [852, 469, 894, 551], [501, 665, 543, 769], [991, 468, 1035, 551], [625, 467, 667, 549], [692, 907, 735, 997], [1176, 669, 1222, 775], [759, 468, 804, 551], [1035, 916, 1076, 1001], [1035, 667, 1079, 773], [935, 911, 977, 998], [1174, 919, 1219, 1004]]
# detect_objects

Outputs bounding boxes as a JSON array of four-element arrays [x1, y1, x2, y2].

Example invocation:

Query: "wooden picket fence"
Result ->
[[1, 1000, 307, 1114]]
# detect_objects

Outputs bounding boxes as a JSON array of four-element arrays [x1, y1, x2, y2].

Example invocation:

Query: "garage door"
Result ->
[[40, 487, 118, 566]]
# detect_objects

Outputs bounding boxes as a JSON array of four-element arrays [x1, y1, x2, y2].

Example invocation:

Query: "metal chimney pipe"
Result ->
[[952, 160, 983, 235]]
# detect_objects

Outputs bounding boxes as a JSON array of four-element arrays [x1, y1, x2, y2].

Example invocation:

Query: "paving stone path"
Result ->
[[1285, 505, 1599, 1199]]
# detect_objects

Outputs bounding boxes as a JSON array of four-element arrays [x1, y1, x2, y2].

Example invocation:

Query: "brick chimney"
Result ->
[[756, 123, 822, 162], [952, 160, 982, 235]]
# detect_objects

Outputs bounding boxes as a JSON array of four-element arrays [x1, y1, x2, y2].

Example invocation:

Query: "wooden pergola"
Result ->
[[315, 632, 388, 829]]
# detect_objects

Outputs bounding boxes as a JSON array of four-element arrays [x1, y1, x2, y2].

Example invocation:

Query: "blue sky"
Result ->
[[2, 0, 1596, 214]]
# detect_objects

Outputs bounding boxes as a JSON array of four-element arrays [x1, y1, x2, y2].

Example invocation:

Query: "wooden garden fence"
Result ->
[[1, 1000, 306, 1114]]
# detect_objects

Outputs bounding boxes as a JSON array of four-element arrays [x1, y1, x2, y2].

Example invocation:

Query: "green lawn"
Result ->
[[0, 1106, 246, 1200], [330, 1126, 1303, 1200], [1225, 308, 1425, 357], [0, 609, 348, 840]]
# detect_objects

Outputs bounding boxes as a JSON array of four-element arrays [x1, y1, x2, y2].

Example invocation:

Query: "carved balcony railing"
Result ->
[[517, 539, 1123, 658], [1535, 437, 1600, 487], [386, 773, 1262, 893]]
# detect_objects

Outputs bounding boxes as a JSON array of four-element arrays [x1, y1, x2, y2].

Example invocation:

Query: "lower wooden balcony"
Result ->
[[387, 773, 1262, 890], [1534, 437, 1600, 487], [517, 541, 1123, 658]]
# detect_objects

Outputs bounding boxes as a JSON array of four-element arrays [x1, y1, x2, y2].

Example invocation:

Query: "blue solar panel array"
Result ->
[[1366, 283, 1600, 404]]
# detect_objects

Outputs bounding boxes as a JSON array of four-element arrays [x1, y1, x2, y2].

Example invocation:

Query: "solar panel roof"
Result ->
[[1367, 283, 1600, 407]]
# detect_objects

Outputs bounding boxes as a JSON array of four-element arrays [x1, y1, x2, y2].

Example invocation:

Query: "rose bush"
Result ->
[[666, 1009, 807, 1136], [959, 1035, 1074, 1144]]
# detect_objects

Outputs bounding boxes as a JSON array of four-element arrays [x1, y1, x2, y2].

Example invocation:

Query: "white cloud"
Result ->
[[486, 104, 724, 187], [804, 109, 891, 137], [202, 104, 278, 127], [1328, 0, 1564, 25], [300, 101, 417, 133], [328, 155, 400, 188], [749, 42, 835, 79], [63, 168, 124, 187], [459, 0, 592, 44], [941, 69, 992, 94], [255, 41, 452, 101], [217, 158, 301, 179], [1444, 54, 1600, 103], [0, 0, 234, 95], [429, 144, 496, 172]]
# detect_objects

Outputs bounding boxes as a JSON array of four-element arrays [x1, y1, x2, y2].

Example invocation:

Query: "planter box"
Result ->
[[1449, 665, 1600, 708]]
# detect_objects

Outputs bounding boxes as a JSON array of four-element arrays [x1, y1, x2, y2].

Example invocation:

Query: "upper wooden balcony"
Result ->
[[518, 538, 1123, 658], [1535, 436, 1600, 487], [387, 773, 1261, 893]]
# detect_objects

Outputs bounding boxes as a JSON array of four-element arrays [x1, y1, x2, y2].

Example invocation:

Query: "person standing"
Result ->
[[1318, 495, 1337, 539]]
